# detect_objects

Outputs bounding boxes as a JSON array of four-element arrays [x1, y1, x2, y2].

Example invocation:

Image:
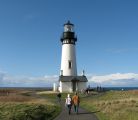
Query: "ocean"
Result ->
[[0, 87, 138, 91], [101, 87, 138, 91]]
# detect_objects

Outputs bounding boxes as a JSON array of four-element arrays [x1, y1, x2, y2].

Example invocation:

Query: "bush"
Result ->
[[0, 103, 60, 120], [131, 99, 136, 103]]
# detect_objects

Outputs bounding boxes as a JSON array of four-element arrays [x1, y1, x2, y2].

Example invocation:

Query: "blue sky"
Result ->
[[0, 0, 138, 87]]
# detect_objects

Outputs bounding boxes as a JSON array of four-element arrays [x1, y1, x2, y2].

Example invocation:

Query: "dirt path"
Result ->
[[28, 91, 99, 120], [54, 100, 99, 120]]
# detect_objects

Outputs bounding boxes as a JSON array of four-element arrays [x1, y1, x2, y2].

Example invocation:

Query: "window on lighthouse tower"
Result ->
[[68, 61, 72, 69]]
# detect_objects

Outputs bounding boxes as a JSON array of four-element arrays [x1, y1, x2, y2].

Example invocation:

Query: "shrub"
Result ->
[[131, 99, 136, 103], [113, 100, 120, 104], [0, 103, 60, 120]]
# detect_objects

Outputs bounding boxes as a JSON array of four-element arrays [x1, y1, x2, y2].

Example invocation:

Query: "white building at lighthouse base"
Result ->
[[58, 76, 87, 93]]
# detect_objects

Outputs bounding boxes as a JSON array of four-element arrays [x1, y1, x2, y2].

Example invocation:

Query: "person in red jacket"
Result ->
[[72, 92, 80, 114]]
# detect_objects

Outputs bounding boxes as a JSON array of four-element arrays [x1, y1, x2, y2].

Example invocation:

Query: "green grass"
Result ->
[[81, 90, 138, 120], [0, 103, 60, 120], [0, 90, 61, 120], [37, 92, 77, 101]]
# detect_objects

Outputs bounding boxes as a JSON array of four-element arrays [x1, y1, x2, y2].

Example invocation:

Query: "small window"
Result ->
[[68, 61, 72, 69]]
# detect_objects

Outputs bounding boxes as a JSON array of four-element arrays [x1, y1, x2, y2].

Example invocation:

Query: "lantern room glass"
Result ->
[[64, 25, 74, 32]]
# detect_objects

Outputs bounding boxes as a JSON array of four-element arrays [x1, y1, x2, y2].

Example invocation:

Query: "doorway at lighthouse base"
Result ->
[[58, 76, 88, 93]]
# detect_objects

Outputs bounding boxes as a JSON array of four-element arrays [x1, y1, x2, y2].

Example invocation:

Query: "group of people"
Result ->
[[57, 92, 80, 115], [65, 92, 80, 115]]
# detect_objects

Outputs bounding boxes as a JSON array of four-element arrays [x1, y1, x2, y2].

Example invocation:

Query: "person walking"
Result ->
[[72, 92, 80, 114], [57, 92, 61, 102], [65, 94, 72, 115]]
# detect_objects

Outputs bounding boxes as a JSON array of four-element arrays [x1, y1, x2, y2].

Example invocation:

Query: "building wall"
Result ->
[[59, 81, 87, 93], [59, 81, 73, 93], [78, 82, 87, 91], [61, 44, 77, 76]]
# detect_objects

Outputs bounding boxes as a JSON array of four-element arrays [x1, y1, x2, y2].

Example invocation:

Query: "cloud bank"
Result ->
[[0, 72, 58, 87], [88, 73, 138, 87], [0, 71, 138, 87]]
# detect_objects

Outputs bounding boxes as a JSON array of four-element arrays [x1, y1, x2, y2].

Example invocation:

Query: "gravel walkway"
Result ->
[[54, 101, 99, 120]]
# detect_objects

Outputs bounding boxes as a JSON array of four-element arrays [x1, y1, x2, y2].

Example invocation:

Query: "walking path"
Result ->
[[54, 101, 99, 120], [29, 91, 99, 120]]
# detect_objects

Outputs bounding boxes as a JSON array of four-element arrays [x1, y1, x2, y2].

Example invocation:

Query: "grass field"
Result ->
[[81, 90, 138, 120], [0, 89, 60, 120], [1, 89, 138, 120]]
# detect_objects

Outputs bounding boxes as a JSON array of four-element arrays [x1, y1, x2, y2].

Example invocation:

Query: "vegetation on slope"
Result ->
[[0, 89, 61, 120], [81, 90, 138, 120], [0, 103, 60, 120]]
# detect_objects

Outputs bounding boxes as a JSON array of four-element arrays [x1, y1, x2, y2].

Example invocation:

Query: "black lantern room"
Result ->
[[60, 21, 77, 44]]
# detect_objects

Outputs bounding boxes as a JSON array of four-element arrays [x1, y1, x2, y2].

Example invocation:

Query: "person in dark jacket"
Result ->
[[57, 92, 61, 102]]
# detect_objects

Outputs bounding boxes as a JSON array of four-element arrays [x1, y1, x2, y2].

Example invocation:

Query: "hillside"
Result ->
[[81, 90, 138, 120]]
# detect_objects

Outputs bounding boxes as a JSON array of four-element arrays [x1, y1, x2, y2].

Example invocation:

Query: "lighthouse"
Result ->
[[59, 21, 88, 93]]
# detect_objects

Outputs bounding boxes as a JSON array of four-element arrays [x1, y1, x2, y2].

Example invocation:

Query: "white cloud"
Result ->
[[89, 73, 138, 83], [88, 73, 138, 87], [0, 72, 58, 87], [0, 71, 138, 87]]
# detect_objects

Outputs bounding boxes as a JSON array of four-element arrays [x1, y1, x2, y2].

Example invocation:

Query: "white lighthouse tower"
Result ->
[[61, 21, 77, 76], [59, 21, 88, 93]]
